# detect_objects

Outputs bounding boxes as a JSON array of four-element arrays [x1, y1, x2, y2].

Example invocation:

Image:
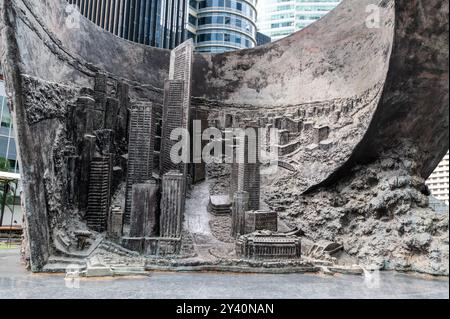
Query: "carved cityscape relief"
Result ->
[[1, 0, 448, 276]]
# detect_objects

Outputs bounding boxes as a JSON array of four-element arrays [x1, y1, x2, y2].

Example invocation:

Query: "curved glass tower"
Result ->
[[189, 0, 258, 53]]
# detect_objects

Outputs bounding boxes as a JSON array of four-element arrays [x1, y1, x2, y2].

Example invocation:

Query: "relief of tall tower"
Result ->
[[160, 171, 185, 238], [86, 155, 113, 232], [160, 80, 186, 176], [124, 102, 156, 223], [160, 39, 194, 179], [237, 126, 261, 211]]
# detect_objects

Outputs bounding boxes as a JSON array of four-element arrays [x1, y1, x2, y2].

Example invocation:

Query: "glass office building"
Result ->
[[188, 0, 258, 53], [0, 67, 22, 229], [0, 75, 19, 174], [427, 151, 450, 206], [67, 0, 188, 49], [256, 0, 341, 42]]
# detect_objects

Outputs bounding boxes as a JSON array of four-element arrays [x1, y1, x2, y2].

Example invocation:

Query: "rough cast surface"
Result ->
[[0, 0, 448, 275]]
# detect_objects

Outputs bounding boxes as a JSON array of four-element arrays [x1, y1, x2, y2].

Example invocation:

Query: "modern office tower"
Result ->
[[187, 0, 258, 53], [0, 67, 19, 174], [256, 0, 341, 42], [0, 64, 23, 228], [427, 151, 450, 206], [66, 0, 188, 49]]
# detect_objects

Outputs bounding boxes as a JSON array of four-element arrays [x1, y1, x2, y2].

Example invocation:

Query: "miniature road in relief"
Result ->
[[0, 249, 448, 299], [184, 181, 232, 260]]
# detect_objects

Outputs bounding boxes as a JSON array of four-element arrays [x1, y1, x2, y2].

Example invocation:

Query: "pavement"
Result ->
[[0, 249, 448, 299]]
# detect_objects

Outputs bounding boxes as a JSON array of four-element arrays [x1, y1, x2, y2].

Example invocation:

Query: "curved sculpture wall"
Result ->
[[1, 0, 448, 274], [192, 0, 448, 187], [192, 0, 396, 193]]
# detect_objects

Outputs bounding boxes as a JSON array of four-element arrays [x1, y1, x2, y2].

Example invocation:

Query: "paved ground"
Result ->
[[0, 249, 448, 299]]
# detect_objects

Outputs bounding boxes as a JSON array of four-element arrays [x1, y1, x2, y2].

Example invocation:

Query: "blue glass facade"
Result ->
[[67, 0, 188, 49], [0, 66, 22, 228], [0, 80, 19, 174], [189, 0, 258, 53]]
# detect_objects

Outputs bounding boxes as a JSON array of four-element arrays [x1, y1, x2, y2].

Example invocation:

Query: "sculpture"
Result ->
[[0, 0, 448, 276]]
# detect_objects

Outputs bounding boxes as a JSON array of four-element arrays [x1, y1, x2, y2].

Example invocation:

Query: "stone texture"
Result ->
[[265, 146, 449, 275], [129, 181, 160, 238], [244, 211, 278, 234]]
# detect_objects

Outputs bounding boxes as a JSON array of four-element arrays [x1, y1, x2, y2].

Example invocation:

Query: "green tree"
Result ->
[[0, 156, 11, 172]]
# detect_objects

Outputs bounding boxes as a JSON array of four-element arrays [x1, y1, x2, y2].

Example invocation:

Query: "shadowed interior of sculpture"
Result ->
[[0, 0, 448, 276]]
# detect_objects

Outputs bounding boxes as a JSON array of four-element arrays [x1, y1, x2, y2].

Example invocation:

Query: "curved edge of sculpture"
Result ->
[[0, 0, 448, 275], [192, 0, 397, 195], [317, 0, 449, 190]]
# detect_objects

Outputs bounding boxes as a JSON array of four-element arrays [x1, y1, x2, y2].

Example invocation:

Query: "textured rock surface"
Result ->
[[0, 0, 448, 274], [265, 144, 449, 275]]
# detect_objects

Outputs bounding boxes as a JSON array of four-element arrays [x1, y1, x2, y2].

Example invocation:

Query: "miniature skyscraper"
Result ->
[[108, 206, 124, 240], [190, 107, 209, 184], [92, 73, 107, 130], [160, 80, 186, 175], [231, 191, 249, 238], [237, 126, 261, 211], [160, 39, 194, 179], [160, 171, 185, 238], [228, 136, 239, 200], [86, 155, 113, 231], [124, 102, 156, 223], [129, 180, 160, 238]]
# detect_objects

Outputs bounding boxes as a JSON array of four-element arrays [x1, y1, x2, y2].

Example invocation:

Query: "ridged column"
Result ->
[[231, 191, 249, 238], [160, 171, 185, 238]]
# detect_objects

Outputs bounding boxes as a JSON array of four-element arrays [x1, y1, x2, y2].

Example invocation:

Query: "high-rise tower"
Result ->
[[187, 0, 258, 53], [256, 0, 341, 42], [67, 0, 188, 49], [427, 151, 450, 206]]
